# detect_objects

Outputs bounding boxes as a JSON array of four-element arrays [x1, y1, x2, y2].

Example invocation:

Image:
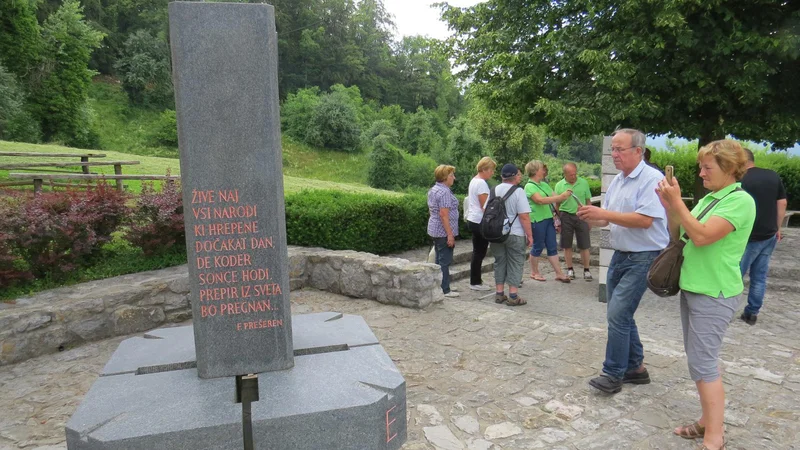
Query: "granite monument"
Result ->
[[65, 3, 406, 448]]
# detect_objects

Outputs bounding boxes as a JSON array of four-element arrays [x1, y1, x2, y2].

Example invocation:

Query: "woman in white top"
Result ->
[[465, 157, 497, 291]]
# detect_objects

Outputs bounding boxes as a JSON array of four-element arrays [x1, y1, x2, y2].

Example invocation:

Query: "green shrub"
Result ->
[[587, 178, 601, 197], [281, 86, 320, 140], [401, 151, 437, 190], [285, 190, 429, 254], [367, 140, 404, 190], [650, 145, 698, 194], [367, 141, 437, 191], [651, 144, 800, 212], [148, 109, 178, 147], [361, 119, 399, 148], [305, 89, 361, 152]]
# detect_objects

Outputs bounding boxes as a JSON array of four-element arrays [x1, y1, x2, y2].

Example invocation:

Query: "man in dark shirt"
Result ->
[[643, 148, 662, 173], [739, 149, 787, 325]]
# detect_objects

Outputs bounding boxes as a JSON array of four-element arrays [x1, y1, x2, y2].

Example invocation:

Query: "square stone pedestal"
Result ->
[[66, 312, 407, 449]]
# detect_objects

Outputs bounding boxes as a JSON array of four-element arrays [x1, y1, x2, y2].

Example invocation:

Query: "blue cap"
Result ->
[[501, 163, 519, 178]]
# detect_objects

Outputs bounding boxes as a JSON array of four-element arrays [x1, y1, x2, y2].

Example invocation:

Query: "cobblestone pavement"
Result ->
[[2, 242, 800, 449]]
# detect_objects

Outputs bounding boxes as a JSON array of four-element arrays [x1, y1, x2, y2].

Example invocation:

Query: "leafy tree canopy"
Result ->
[[442, 0, 800, 149]]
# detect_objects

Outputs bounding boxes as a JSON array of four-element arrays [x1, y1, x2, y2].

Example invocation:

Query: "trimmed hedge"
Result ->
[[651, 148, 800, 212], [285, 190, 430, 254]]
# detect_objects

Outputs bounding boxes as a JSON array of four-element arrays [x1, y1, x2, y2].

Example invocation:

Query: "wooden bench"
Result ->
[[0, 152, 107, 174], [0, 161, 141, 180], [9, 173, 180, 194]]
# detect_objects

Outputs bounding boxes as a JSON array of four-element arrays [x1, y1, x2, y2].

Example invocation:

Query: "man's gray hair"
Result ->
[[611, 128, 646, 149], [563, 162, 577, 171]]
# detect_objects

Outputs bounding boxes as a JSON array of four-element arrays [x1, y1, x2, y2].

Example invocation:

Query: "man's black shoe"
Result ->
[[623, 367, 651, 385], [740, 312, 757, 326], [588, 374, 622, 394]]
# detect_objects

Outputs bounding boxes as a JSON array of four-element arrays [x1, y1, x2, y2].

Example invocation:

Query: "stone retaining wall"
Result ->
[[0, 247, 442, 366]]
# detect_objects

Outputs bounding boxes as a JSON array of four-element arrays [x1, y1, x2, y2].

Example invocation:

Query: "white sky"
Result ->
[[383, 0, 483, 41]]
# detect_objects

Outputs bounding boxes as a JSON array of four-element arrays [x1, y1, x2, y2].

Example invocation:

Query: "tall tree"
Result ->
[[350, 0, 395, 102], [0, 0, 41, 81], [114, 29, 173, 107], [443, 0, 800, 199], [390, 36, 451, 112], [30, 0, 104, 147], [467, 96, 545, 168]]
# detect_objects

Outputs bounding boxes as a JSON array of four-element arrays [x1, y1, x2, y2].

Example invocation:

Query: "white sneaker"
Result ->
[[443, 291, 461, 298], [450, 286, 459, 292], [470, 284, 492, 291]]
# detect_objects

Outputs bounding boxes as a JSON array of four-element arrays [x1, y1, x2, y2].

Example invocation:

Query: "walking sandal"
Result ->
[[505, 296, 527, 306], [695, 440, 726, 450], [674, 421, 705, 439]]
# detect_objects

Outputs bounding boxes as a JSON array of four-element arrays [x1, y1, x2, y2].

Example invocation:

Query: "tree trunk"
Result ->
[[694, 133, 722, 203]]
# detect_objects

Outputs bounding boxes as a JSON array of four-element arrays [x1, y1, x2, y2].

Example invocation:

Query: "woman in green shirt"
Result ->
[[523, 160, 572, 283], [656, 140, 755, 450]]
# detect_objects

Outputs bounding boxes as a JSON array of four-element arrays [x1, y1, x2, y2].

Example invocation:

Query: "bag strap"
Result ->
[[498, 185, 520, 228], [681, 188, 742, 241], [528, 180, 559, 217]]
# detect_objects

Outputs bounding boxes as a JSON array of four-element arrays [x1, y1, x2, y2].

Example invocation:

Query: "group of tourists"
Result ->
[[428, 158, 595, 302], [426, 128, 787, 450]]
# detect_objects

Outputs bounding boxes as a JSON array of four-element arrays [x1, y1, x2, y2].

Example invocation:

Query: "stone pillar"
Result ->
[[598, 136, 619, 302], [170, 2, 293, 378]]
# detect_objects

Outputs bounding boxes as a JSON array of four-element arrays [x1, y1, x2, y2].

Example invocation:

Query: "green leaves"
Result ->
[[443, 0, 800, 148]]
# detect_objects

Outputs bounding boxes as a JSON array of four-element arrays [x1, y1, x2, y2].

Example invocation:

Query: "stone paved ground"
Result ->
[[2, 232, 800, 450]]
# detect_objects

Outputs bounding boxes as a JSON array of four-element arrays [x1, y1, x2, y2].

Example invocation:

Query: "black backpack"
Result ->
[[480, 185, 519, 243]]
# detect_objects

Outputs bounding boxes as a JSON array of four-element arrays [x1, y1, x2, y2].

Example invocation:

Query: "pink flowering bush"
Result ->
[[0, 184, 128, 282], [0, 192, 32, 288], [125, 178, 185, 256]]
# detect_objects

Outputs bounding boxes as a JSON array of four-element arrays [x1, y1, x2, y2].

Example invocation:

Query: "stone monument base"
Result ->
[[66, 312, 406, 449]]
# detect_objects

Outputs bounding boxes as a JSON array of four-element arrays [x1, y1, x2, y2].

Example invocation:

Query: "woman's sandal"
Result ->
[[555, 276, 571, 283], [530, 274, 546, 281], [675, 421, 705, 439], [695, 440, 726, 450], [506, 296, 527, 306]]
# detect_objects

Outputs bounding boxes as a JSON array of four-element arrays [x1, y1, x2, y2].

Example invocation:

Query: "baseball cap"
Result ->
[[501, 163, 519, 178]]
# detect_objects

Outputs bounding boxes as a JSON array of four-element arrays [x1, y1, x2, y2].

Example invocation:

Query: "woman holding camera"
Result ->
[[656, 140, 755, 450]]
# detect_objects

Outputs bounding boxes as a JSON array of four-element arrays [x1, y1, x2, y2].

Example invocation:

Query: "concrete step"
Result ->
[[558, 254, 600, 267], [449, 259, 494, 282], [764, 264, 800, 281]]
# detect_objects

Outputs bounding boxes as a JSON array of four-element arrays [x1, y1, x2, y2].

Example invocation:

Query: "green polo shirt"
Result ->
[[554, 177, 592, 214], [679, 183, 755, 298], [524, 180, 555, 223]]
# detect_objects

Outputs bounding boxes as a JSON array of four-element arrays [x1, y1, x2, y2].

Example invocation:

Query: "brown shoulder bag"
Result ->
[[646, 188, 741, 298]]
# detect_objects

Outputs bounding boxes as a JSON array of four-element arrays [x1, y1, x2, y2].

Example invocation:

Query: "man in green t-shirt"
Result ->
[[555, 163, 593, 280]]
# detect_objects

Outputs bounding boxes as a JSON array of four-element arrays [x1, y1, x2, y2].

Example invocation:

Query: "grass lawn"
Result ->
[[88, 79, 179, 159], [0, 140, 181, 193], [0, 140, 398, 196], [282, 137, 370, 185]]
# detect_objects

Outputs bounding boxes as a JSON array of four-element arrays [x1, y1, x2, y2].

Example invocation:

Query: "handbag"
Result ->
[[646, 188, 741, 297]]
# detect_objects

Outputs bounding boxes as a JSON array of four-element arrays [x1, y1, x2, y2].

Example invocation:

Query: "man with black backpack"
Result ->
[[484, 164, 533, 306]]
